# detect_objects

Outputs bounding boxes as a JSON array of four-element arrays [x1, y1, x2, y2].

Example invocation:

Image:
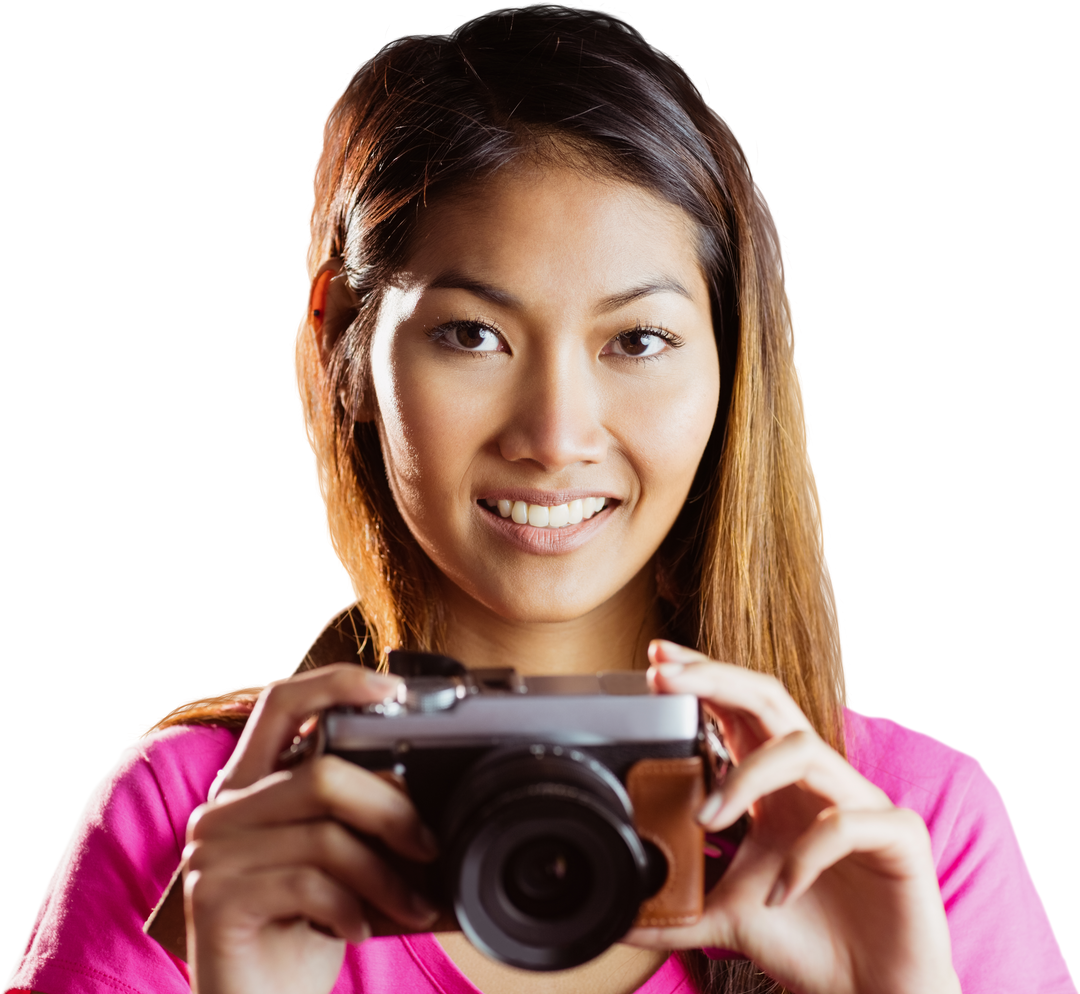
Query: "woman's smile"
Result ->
[[474, 491, 617, 556], [369, 162, 720, 629], [481, 494, 611, 529]]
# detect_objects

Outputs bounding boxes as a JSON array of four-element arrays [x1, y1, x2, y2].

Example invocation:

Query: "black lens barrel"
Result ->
[[443, 746, 656, 971]]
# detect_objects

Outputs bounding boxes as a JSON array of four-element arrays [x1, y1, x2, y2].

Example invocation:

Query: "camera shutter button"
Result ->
[[405, 676, 467, 712]]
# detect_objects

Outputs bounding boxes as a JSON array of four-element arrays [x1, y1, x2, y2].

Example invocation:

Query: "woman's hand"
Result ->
[[183, 665, 440, 994], [627, 641, 961, 994]]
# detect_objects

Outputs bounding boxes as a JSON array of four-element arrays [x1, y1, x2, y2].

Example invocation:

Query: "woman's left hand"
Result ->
[[626, 640, 961, 994]]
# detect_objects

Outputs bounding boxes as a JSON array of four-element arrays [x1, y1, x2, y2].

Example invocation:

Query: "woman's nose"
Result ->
[[496, 351, 608, 472]]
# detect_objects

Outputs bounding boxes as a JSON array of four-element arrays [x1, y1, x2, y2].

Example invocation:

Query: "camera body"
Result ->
[[324, 651, 724, 970]]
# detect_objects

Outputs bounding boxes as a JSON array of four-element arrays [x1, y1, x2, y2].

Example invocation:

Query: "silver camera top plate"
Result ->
[[325, 670, 700, 749]]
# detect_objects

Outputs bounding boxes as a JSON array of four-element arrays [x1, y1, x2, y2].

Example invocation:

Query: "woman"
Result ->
[[9, 7, 1072, 994]]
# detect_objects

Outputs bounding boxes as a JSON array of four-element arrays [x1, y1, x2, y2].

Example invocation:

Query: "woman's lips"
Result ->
[[474, 495, 618, 554]]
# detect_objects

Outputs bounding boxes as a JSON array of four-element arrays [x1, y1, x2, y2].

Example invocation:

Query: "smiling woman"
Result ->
[[8, 7, 1074, 994]]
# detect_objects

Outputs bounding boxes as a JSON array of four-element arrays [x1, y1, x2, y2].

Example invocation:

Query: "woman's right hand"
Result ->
[[182, 664, 441, 994]]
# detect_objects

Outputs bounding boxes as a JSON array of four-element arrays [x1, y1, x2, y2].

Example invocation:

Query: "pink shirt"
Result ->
[[9, 712, 1075, 994]]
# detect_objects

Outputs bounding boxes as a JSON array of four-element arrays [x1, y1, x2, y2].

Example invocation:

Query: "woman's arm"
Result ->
[[8, 725, 238, 994]]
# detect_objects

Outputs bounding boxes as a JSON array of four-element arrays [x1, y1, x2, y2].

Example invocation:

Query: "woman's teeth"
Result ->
[[483, 497, 608, 528]]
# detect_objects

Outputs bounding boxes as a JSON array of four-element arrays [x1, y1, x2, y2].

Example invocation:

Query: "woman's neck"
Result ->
[[436, 934, 670, 994], [439, 564, 660, 675]]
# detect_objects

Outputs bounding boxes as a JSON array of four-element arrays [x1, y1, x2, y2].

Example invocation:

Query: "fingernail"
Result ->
[[655, 639, 693, 655], [766, 878, 787, 908], [697, 791, 724, 824], [410, 891, 439, 925]]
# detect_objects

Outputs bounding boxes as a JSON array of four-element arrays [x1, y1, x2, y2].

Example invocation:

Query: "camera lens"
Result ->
[[443, 746, 660, 971], [503, 837, 591, 920]]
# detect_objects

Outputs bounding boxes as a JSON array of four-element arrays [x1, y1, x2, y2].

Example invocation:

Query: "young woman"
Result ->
[[10, 7, 1073, 994]]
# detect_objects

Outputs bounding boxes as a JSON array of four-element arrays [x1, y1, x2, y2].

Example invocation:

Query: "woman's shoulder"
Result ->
[[8, 725, 241, 994], [844, 709, 1074, 990], [66, 722, 240, 900], [842, 708, 1001, 860], [134, 721, 241, 800], [41, 723, 245, 871], [842, 708, 984, 810]]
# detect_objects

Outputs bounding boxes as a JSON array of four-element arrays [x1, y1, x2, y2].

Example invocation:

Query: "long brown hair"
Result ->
[[160, 9, 843, 991]]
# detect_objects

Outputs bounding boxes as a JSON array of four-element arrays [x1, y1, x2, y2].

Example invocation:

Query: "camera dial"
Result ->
[[403, 676, 469, 713]]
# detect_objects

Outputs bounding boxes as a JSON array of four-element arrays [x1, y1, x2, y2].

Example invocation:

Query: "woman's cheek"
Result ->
[[611, 363, 719, 499], [380, 363, 512, 563]]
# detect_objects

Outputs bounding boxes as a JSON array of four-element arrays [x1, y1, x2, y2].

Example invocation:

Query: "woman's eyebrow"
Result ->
[[424, 271, 693, 312], [426, 271, 520, 307], [596, 278, 693, 313]]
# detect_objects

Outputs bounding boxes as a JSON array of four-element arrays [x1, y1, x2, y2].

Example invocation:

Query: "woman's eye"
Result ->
[[435, 321, 504, 353], [604, 328, 673, 359]]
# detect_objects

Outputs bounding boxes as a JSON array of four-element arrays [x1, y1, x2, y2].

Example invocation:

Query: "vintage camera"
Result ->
[[324, 650, 740, 971]]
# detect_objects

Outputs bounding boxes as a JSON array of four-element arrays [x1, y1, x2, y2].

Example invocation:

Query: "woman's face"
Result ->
[[369, 164, 719, 626]]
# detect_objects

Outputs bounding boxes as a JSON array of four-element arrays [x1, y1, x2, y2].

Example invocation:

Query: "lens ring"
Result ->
[[441, 744, 634, 846], [449, 783, 649, 970]]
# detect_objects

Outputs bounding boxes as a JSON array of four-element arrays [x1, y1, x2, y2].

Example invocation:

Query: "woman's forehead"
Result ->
[[374, 165, 716, 375], [400, 163, 708, 303]]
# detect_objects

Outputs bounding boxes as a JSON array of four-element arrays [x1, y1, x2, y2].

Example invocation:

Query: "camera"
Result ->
[[323, 650, 739, 970]]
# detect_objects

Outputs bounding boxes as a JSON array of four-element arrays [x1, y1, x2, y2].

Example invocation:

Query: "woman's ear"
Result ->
[[309, 258, 358, 358], [309, 258, 374, 423]]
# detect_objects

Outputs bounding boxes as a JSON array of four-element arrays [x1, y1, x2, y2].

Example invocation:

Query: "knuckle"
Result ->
[[348, 840, 383, 883], [777, 728, 821, 771], [186, 801, 214, 841], [815, 805, 850, 841], [326, 662, 378, 696], [310, 754, 339, 797], [783, 728, 815, 749], [310, 819, 344, 860], [183, 837, 212, 872], [893, 805, 930, 841], [287, 866, 324, 904], [259, 678, 294, 711], [867, 783, 893, 809], [815, 803, 843, 825], [185, 867, 224, 916]]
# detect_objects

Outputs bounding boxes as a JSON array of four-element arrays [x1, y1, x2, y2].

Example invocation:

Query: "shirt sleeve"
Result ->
[[846, 711, 1075, 994], [7, 726, 239, 994]]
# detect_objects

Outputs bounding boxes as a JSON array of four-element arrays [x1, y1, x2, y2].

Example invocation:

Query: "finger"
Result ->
[[697, 729, 891, 831], [191, 755, 439, 863], [221, 665, 403, 791], [186, 863, 370, 945], [647, 641, 811, 740], [625, 914, 738, 954], [766, 806, 933, 908], [185, 821, 439, 930]]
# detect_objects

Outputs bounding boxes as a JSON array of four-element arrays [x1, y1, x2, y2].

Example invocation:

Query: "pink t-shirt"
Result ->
[[8, 712, 1075, 994]]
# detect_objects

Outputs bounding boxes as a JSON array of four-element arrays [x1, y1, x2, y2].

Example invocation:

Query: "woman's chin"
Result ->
[[437, 559, 657, 631]]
